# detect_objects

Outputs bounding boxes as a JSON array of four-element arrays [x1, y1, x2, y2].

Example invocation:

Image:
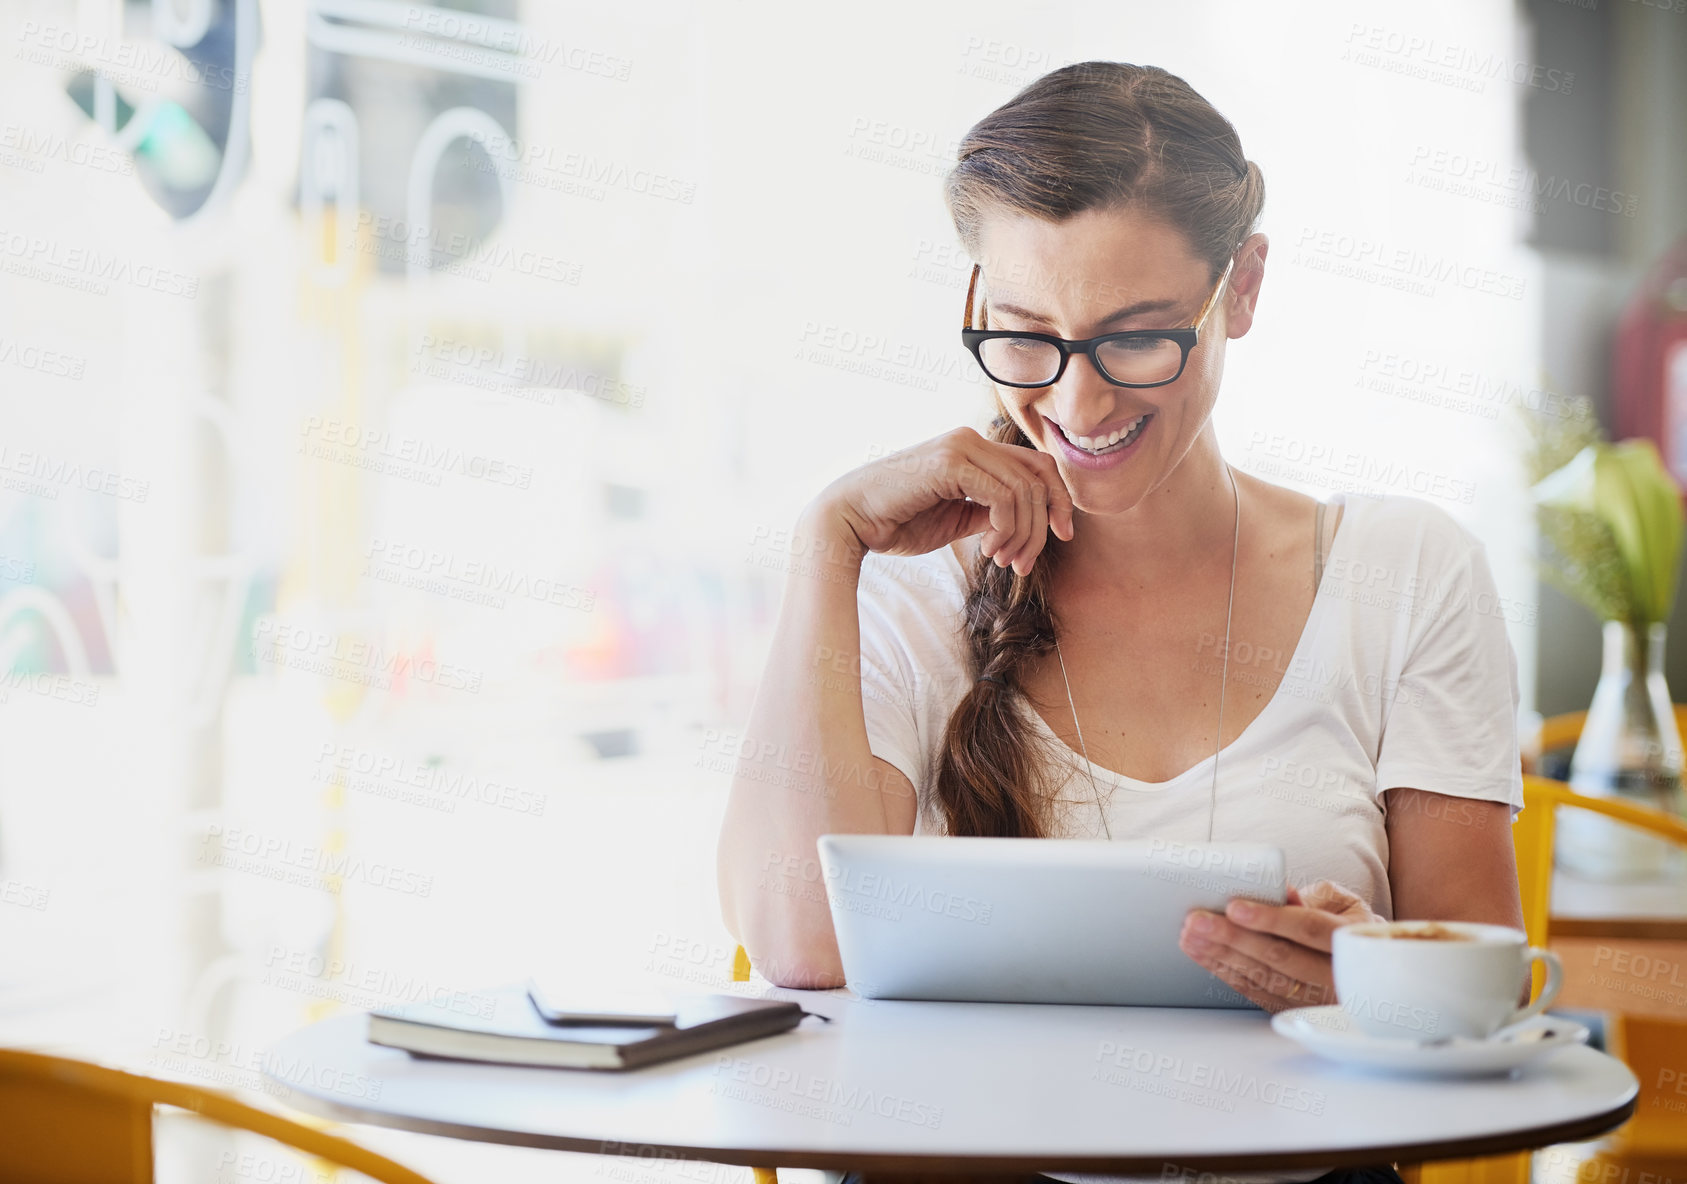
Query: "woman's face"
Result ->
[[975, 206, 1251, 517]]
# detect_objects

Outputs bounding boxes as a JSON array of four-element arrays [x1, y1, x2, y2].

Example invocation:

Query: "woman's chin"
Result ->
[[1061, 472, 1150, 520]]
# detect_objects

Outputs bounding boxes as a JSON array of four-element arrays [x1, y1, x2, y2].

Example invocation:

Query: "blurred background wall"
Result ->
[[1521, 0, 1687, 714]]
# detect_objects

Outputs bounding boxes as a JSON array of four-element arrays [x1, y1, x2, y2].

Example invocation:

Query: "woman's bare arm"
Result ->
[[1383, 787, 1523, 929], [714, 504, 917, 988], [715, 428, 1074, 988]]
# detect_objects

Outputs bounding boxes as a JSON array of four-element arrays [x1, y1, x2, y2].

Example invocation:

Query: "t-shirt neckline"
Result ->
[[936, 491, 1355, 792]]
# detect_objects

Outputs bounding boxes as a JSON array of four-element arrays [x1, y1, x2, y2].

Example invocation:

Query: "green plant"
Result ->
[[1524, 397, 1686, 626]]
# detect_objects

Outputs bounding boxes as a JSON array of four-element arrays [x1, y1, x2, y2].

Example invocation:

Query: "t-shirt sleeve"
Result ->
[[855, 564, 927, 797], [1373, 537, 1526, 817]]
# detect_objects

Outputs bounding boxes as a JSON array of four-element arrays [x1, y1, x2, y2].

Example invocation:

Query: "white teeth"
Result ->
[[1061, 415, 1145, 452]]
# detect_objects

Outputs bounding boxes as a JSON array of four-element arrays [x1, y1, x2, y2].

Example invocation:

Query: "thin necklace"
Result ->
[[1055, 461, 1240, 842]]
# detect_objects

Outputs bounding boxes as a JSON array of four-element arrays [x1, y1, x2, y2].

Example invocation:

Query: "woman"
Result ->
[[716, 61, 1525, 1184]]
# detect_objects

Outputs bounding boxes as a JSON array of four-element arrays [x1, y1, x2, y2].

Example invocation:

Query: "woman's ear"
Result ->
[[1224, 232, 1269, 340]]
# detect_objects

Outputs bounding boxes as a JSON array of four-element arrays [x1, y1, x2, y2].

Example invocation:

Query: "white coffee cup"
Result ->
[[1330, 920, 1563, 1041]]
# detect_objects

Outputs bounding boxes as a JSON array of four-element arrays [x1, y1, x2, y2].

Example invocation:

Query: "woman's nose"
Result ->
[[1052, 350, 1118, 425]]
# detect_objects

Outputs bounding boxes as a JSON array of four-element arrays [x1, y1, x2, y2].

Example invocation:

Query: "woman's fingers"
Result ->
[[1181, 909, 1333, 988], [1220, 894, 1358, 954], [1196, 942, 1335, 1011], [1295, 879, 1375, 921], [1033, 451, 1077, 542], [1000, 467, 1038, 573], [851, 425, 1076, 565], [1178, 881, 1384, 1013], [959, 445, 1064, 570], [996, 450, 1076, 571], [939, 450, 1019, 547]]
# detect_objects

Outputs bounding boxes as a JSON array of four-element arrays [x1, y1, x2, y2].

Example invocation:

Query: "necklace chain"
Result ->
[[1055, 462, 1240, 842]]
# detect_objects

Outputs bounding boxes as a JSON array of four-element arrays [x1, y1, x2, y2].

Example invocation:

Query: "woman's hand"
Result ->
[[1177, 880, 1383, 1013], [811, 426, 1075, 575]]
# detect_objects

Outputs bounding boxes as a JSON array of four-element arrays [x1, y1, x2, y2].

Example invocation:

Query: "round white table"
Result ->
[[261, 991, 1638, 1174]]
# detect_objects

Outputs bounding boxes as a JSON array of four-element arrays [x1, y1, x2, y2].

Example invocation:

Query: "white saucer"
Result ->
[[1271, 1006, 1589, 1077]]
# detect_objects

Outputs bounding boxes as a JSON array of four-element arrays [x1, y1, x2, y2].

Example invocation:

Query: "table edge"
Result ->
[[260, 1076, 1638, 1173]]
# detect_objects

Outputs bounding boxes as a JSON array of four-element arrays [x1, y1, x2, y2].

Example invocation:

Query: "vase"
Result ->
[[1558, 620, 1687, 880]]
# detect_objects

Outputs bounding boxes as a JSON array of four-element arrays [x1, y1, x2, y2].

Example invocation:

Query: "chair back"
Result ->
[[0, 1047, 439, 1184]]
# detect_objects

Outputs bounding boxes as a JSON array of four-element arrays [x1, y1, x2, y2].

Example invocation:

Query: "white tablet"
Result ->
[[817, 834, 1287, 1008]]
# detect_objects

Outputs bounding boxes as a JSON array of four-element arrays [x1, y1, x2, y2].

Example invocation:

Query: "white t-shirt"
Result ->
[[853, 489, 1525, 1184], [857, 489, 1525, 920]]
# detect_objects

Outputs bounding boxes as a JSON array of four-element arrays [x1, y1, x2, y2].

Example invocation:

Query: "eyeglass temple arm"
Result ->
[[1192, 254, 1237, 331]]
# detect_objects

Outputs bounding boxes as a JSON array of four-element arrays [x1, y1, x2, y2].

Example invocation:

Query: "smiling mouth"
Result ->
[[1051, 413, 1152, 456]]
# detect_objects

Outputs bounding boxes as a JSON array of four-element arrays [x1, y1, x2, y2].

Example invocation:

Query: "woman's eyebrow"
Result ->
[[988, 296, 1181, 328]]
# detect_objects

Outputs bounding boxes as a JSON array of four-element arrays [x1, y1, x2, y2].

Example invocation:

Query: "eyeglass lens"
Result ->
[[976, 335, 1184, 387]]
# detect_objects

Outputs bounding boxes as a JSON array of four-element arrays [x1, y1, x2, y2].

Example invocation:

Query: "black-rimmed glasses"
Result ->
[[960, 255, 1235, 389]]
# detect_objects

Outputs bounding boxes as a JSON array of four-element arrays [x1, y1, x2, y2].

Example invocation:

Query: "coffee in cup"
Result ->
[[1330, 921, 1562, 1040]]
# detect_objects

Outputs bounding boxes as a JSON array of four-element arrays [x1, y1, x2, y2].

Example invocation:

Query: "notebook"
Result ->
[[366, 982, 813, 1070]]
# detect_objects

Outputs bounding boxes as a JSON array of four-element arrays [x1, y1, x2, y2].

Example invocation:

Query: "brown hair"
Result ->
[[929, 62, 1266, 839]]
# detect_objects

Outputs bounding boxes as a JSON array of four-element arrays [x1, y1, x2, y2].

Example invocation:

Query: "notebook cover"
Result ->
[[366, 982, 807, 1070]]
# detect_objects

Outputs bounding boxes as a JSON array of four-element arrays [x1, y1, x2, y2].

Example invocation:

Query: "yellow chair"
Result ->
[[0, 1045, 438, 1184]]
